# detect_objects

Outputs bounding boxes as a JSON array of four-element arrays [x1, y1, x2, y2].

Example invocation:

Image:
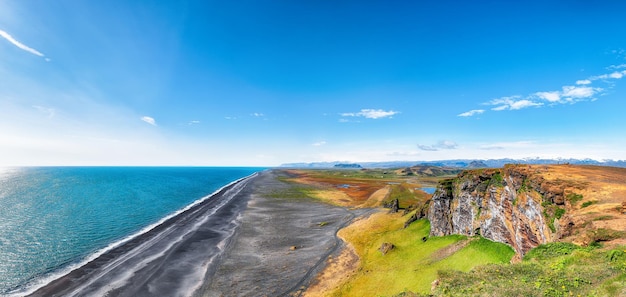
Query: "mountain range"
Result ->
[[280, 158, 626, 169]]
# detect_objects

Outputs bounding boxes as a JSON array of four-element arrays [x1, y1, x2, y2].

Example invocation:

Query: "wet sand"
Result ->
[[28, 170, 367, 297]]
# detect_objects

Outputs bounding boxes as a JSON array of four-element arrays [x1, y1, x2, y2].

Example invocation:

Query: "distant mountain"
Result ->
[[396, 165, 463, 177], [280, 158, 626, 169], [333, 163, 362, 169], [467, 160, 488, 168]]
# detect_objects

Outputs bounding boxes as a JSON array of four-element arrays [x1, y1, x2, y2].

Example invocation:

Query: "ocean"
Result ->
[[0, 167, 264, 296]]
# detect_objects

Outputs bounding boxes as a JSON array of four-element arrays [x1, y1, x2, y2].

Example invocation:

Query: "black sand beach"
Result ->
[[28, 170, 365, 297], [202, 170, 369, 297]]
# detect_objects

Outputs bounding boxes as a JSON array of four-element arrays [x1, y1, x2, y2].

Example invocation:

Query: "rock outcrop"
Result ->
[[428, 165, 571, 256], [379, 242, 395, 255]]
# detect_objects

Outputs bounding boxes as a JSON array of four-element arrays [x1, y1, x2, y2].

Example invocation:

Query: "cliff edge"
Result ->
[[428, 164, 626, 258]]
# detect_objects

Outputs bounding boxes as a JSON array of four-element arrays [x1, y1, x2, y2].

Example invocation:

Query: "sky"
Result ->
[[1, 0, 626, 166]]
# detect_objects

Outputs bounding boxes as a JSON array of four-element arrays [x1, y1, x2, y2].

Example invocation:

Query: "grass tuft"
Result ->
[[581, 200, 598, 208], [566, 193, 584, 205]]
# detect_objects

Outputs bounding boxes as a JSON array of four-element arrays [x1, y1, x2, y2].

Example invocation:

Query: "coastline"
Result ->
[[26, 172, 258, 297], [24, 169, 368, 297]]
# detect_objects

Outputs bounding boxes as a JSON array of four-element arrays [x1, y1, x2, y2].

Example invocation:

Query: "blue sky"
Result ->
[[1, 1, 626, 166]]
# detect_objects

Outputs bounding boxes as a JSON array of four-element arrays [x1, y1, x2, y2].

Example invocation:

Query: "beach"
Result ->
[[27, 170, 366, 297], [203, 170, 370, 297]]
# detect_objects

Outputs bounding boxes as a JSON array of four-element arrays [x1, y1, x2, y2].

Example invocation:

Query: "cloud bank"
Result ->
[[458, 66, 626, 116]]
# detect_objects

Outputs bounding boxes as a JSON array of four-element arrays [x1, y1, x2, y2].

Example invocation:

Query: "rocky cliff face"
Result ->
[[428, 165, 573, 256]]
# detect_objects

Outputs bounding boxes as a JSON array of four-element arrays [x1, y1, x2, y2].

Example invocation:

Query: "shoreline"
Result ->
[[26, 172, 258, 297], [23, 169, 369, 297]]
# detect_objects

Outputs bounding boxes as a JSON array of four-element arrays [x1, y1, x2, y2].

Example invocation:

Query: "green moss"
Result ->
[[582, 200, 598, 208], [566, 193, 584, 205], [517, 178, 529, 193], [490, 171, 504, 187], [594, 215, 615, 221], [554, 207, 566, 219], [589, 228, 626, 243], [440, 178, 455, 195], [542, 204, 566, 233], [523, 242, 581, 261]]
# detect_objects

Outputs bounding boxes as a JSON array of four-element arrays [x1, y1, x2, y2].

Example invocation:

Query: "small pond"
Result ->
[[420, 187, 437, 194]]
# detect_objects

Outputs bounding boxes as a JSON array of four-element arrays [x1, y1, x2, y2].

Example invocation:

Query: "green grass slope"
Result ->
[[431, 242, 626, 297], [329, 212, 514, 296]]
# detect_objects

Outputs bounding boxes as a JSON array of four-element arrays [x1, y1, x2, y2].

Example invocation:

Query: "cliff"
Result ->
[[428, 165, 580, 257]]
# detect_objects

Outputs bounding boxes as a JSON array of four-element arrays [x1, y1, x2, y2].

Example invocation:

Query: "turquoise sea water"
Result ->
[[0, 167, 263, 296]]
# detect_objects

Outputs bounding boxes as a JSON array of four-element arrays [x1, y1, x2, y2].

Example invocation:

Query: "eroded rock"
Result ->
[[428, 166, 557, 256]]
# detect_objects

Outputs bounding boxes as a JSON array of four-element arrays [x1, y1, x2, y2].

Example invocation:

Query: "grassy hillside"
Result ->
[[324, 211, 514, 296], [431, 242, 626, 296]]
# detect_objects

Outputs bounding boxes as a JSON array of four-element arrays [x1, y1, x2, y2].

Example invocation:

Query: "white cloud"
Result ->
[[470, 64, 626, 116], [312, 141, 327, 146], [535, 91, 561, 102], [489, 97, 543, 111], [457, 109, 484, 117], [486, 95, 521, 105], [224, 116, 237, 120], [561, 85, 598, 99], [510, 100, 543, 110], [607, 64, 626, 70], [188, 120, 200, 125], [591, 74, 609, 80], [418, 140, 458, 151], [589, 70, 626, 82], [0, 29, 46, 58], [141, 116, 156, 126], [341, 109, 398, 119], [251, 112, 264, 117], [575, 79, 591, 85], [609, 71, 624, 79]]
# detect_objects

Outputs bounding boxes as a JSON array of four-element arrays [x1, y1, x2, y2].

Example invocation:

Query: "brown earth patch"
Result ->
[[428, 238, 472, 264], [513, 165, 626, 247], [283, 170, 393, 207], [361, 185, 391, 208], [302, 243, 359, 297]]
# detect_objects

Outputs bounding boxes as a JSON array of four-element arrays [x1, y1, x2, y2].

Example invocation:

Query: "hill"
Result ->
[[429, 164, 626, 257], [277, 165, 626, 296]]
